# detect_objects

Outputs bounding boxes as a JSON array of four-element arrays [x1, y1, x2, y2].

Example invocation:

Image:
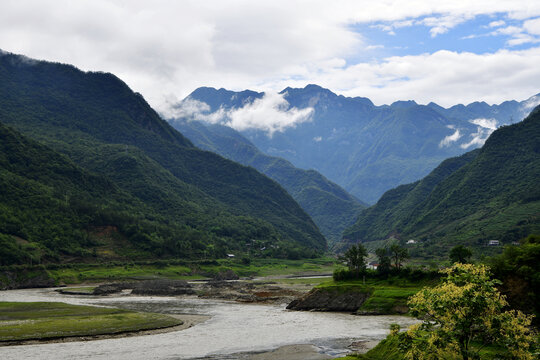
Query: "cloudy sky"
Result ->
[[1, 0, 540, 113]]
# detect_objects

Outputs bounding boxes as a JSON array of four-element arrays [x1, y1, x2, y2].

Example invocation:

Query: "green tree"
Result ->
[[489, 234, 540, 321], [390, 243, 409, 270], [340, 243, 367, 277], [375, 246, 391, 274], [449, 245, 472, 264], [400, 263, 537, 360]]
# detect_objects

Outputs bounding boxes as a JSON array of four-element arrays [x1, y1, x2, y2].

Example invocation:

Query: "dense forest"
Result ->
[[342, 106, 540, 258], [171, 119, 365, 246], [0, 52, 326, 265]]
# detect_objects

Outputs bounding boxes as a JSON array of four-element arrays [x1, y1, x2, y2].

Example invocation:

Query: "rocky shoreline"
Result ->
[[57, 278, 308, 305], [286, 287, 371, 312], [56, 278, 409, 315]]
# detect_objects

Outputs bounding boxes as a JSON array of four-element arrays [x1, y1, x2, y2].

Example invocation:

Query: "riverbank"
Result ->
[[0, 287, 419, 359], [0, 257, 336, 290], [222, 340, 384, 360], [54, 275, 329, 305], [287, 276, 435, 315], [0, 301, 192, 346]]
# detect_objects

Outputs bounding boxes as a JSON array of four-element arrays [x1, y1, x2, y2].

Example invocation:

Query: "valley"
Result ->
[[0, 44, 538, 359]]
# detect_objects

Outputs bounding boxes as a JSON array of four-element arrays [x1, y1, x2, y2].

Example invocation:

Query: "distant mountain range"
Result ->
[[0, 52, 325, 265], [341, 106, 540, 257], [170, 119, 366, 246], [175, 85, 539, 204]]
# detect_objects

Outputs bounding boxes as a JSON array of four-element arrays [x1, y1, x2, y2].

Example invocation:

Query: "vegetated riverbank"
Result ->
[[0, 301, 186, 345], [287, 276, 437, 315], [0, 288, 419, 360], [336, 324, 516, 359], [0, 257, 335, 290]]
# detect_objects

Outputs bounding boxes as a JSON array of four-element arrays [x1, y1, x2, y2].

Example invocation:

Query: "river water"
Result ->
[[0, 287, 417, 359]]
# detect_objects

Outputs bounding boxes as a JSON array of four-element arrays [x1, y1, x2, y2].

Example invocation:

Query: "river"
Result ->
[[0, 287, 417, 359]]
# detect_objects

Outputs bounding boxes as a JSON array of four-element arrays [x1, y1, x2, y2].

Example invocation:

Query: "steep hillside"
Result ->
[[0, 121, 144, 264], [179, 85, 534, 204], [342, 107, 540, 258], [0, 52, 326, 264], [171, 119, 366, 245]]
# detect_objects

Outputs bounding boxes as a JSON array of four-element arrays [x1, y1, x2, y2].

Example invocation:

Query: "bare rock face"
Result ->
[[286, 288, 371, 312]]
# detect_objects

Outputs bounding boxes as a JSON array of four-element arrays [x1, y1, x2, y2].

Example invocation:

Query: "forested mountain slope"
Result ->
[[342, 107, 540, 258], [0, 52, 325, 264], [171, 119, 366, 246]]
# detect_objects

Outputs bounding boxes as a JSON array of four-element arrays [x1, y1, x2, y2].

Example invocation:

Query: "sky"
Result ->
[[1, 0, 540, 114]]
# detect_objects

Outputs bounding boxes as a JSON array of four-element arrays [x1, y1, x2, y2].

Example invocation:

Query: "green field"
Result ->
[[0, 302, 182, 342], [315, 276, 436, 314], [42, 257, 336, 285]]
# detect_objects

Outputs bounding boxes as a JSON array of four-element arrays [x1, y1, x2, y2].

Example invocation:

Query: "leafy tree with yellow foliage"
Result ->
[[400, 263, 537, 360]]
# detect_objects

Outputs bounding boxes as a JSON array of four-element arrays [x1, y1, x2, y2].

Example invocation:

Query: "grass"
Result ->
[[337, 334, 517, 360], [271, 277, 331, 285], [45, 257, 336, 285], [48, 264, 194, 284], [359, 288, 419, 313], [0, 302, 182, 342], [353, 334, 405, 360], [314, 275, 436, 314], [198, 257, 335, 278]]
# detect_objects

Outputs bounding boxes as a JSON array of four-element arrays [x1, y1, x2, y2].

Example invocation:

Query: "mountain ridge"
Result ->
[[179, 84, 538, 204], [0, 51, 326, 264], [170, 118, 366, 246], [341, 106, 540, 258]]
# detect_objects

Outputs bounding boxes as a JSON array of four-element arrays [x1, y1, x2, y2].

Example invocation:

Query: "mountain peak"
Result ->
[[280, 84, 336, 96], [188, 87, 263, 111], [390, 100, 418, 109]]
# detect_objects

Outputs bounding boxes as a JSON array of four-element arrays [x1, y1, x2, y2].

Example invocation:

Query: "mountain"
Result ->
[[0, 120, 113, 264], [178, 85, 538, 204], [0, 51, 326, 264], [170, 119, 366, 246], [341, 106, 540, 258]]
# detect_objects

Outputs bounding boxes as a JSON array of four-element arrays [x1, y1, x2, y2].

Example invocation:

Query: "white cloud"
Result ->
[[439, 125, 462, 147], [523, 17, 540, 35], [165, 98, 228, 125], [470, 118, 498, 130], [492, 25, 523, 35], [420, 13, 473, 37], [171, 93, 314, 137], [462, 22, 540, 47], [0, 1, 540, 112], [460, 118, 497, 149], [282, 47, 540, 107], [225, 93, 314, 136], [373, 13, 471, 38], [520, 94, 540, 117], [506, 34, 539, 46], [488, 20, 506, 28], [165, 98, 210, 120], [313, 136, 323, 142]]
